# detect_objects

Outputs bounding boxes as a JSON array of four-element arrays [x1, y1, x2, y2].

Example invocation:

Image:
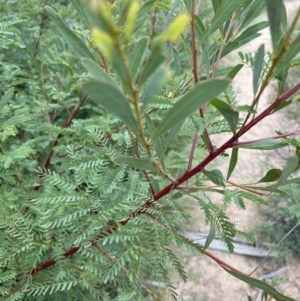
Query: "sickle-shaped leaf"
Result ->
[[204, 222, 216, 250], [70, 0, 90, 29], [253, 45, 265, 96], [194, 15, 205, 40], [224, 268, 296, 301], [221, 20, 269, 58], [114, 156, 157, 172], [138, 44, 165, 86], [212, 0, 222, 13], [225, 64, 243, 80], [276, 33, 300, 76], [295, 146, 300, 171], [182, 0, 192, 14], [145, 114, 165, 170], [233, 139, 288, 150], [272, 99, 292, 113], [240, 1, 266, 28], [172, 47, 181, 74], [258, 169, 282, 183], [133, 0, 156, 34], [235, 21, 269, 44], [203, 169, 226, 187], [222, 34, 261, 57], [266, 0, 283, 54], [274, 155, 298, 189], [164, 119, 185, 151], [142, 67, 170, 112], [129, 37, 148, 80], [221, 42, 240, 57], [210, 98, 239, 134], [46, 6, 96, 62], [83, 80, 138, 135], [151, 79, 230, 142], [0, 88, 14, 111], [227, 147, 238, 180], [200, 0, 245, 43], [1, 116, 31, 129], [81, 58, 117, 87]]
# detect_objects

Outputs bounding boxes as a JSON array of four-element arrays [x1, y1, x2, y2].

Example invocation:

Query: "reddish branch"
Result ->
[[16, 95, 87, 276], [8, 81, 300, 299], [190, 0, 214, 154], [143, 211, 246, 275], [203, 250, 247, 275], [187, 132, 198, 171], [22, 95, 88, 215], [11, 5, 300, 300], [38, 95, 87, 178], [233, 130, 300, 147]]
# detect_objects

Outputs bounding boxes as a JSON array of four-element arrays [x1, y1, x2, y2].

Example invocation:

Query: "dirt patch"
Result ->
[[171, 2, 300, 301]]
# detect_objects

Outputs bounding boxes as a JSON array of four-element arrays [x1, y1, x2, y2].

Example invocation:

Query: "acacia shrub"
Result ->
[[1, 0, 300, 300]]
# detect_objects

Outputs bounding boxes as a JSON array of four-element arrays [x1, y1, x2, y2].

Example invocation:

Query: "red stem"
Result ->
[[24, 95, 88, 212], [187, 132, 198, 171], [203, 250, 247, 275], [190, 1, 213, 154], [40, 95, 87, 176], [233, 130, 300, 147], [142, 211, 247, 275], [9, 82, 300, 297], [200, 107, 214, 153]]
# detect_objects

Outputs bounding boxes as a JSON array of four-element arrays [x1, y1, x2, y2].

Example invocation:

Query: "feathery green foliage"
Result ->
[[1, 0, 300, 300]]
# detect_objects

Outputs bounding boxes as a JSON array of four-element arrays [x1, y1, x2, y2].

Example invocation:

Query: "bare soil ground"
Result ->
[[171, 2, 300, 300]]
